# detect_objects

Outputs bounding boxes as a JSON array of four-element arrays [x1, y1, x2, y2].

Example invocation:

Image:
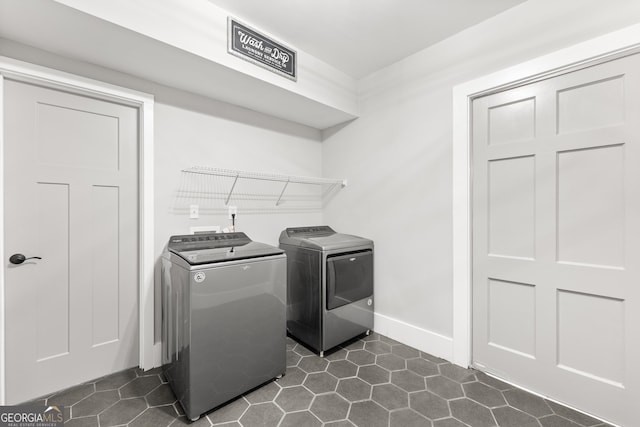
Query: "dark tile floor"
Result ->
[[26, 332, 613, 427]]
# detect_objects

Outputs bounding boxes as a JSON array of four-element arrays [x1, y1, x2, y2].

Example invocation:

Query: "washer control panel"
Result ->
[[168, 232, 251, 251]]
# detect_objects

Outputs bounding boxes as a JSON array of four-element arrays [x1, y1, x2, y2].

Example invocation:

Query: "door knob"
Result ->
[[9, 254, 42, 265]]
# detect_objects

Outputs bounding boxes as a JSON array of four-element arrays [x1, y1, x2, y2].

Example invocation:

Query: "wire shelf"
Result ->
[[178, 167, 347, 210]]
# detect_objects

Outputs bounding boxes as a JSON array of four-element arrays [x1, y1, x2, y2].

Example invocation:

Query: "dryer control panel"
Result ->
[[284, 226, 335, 237]]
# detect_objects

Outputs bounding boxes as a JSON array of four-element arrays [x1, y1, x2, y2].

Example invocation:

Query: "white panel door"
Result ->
[[472, 54, 640, 426], [4, 79, 139, 403]]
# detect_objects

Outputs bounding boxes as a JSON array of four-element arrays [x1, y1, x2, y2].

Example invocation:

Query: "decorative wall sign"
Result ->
[[227, 17, 297, 81]]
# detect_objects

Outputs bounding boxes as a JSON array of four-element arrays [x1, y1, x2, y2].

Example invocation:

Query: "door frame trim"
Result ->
[[452, 23, 640, 368], [0, 56, 155, 404]]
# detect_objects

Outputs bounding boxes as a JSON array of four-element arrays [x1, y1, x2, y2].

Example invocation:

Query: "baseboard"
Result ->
[[374, 312, 455, 363]]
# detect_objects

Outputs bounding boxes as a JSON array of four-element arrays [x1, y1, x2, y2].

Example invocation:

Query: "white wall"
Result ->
[[154, 102, 322, 249], [153, 96, 324, 341], [0, 40, 325, 242], [322, 0, 640, 360], [0, 39, 325, 344]]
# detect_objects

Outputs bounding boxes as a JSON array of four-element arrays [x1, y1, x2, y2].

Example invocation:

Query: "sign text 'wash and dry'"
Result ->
[[227, 18, 297, 81]]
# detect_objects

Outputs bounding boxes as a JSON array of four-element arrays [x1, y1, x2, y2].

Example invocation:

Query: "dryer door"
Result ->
[[326, 250, 373, 310]]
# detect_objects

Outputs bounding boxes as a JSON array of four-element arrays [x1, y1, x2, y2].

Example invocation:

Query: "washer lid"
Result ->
[[168, 232, 283, 265], [279, 226, 373, 251]]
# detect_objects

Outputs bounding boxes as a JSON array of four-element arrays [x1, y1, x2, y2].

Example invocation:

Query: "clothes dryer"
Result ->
[[279, 226, 373, 356]]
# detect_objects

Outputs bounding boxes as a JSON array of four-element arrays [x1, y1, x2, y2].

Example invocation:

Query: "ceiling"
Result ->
[[208, 0, 527, 79], [0, 0, 528, 129]]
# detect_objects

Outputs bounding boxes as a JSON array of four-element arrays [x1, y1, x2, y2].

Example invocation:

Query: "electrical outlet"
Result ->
[[227, 205, 237, 219], [189, 204, 199, 219]]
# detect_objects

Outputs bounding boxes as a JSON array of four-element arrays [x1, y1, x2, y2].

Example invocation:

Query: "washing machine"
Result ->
[[279, 226, 374, 356], [162, 232, 286, 421]]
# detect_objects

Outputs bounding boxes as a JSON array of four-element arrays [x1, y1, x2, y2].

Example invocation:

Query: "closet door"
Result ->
[[4, 79, 139, 403], [472, 53, 640, 426]]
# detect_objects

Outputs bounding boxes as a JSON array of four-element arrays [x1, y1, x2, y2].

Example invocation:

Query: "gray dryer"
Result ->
[[279, 226, 374, 356]]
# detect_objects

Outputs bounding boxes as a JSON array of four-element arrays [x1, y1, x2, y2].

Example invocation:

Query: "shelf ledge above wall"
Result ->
[[182, 166, 347, 207], [4, 0, 359, 129]]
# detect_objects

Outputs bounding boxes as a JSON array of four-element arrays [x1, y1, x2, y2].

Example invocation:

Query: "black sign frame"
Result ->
[[227, 17, 297, 81]]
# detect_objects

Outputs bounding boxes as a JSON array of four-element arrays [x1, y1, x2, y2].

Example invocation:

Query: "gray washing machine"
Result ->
[[162, 232, 286, 421], [279, 226, 374, 356]]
